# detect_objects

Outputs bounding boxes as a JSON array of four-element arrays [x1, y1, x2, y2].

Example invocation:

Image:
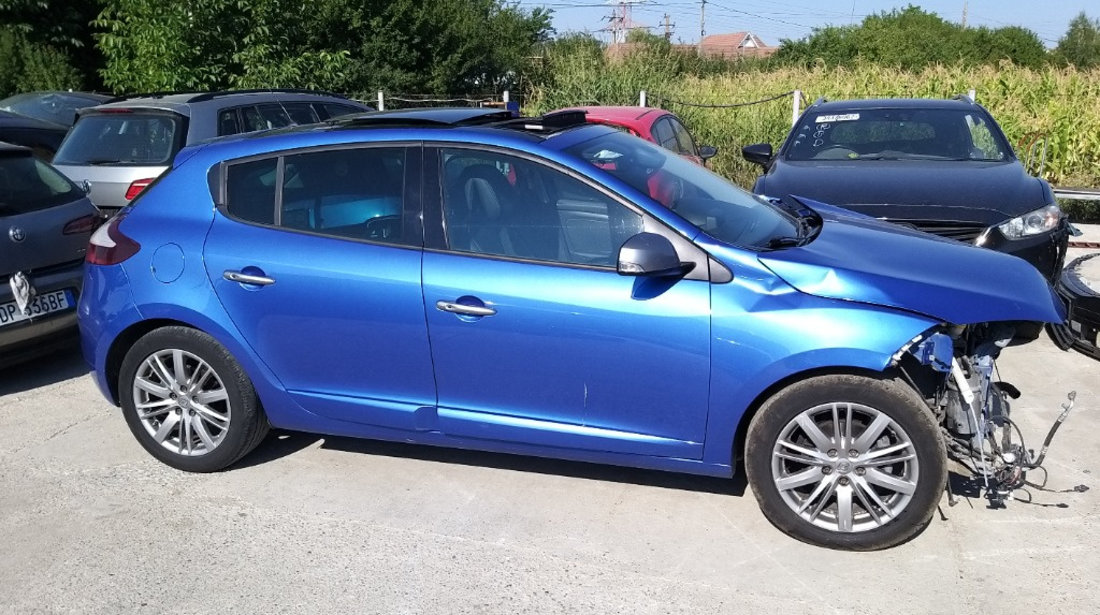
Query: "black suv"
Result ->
[[742, 97, 1070, 281]]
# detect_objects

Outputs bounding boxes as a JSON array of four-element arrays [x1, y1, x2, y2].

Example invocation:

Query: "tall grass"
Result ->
[[525, 58, 1100, 193]]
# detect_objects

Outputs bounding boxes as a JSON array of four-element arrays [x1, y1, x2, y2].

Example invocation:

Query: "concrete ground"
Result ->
[[2, 249, 1099, 614]]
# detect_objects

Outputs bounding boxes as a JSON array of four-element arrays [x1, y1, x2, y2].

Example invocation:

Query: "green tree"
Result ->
[[299, 0, 552, 95], [775, 5, 1046, 69], [94, 0, 350, 93], [0, 0, 99, 93], [1054, 12, 1100, 68]]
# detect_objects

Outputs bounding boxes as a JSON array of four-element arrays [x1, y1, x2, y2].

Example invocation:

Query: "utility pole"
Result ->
[[961, 0, 968, 28], [700, 0, 706, 41], [663, 13, 674, 41]]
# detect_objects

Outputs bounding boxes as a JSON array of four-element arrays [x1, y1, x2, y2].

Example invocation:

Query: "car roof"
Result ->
[[1, 91, 112, 103], [563, 106, 667, 124], [0, 141, 33, 156], [335, 107, 516, 126], [807, 98, 980, 113], [85, 89, 362, 117], [0, 110, 68, 130]]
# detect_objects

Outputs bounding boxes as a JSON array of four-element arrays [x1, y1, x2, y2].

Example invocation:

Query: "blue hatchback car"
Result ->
[[80, 108, 1066, 550]]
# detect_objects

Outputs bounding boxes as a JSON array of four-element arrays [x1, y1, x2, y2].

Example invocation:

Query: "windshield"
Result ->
[[53, 112, 186, 166], [564, 131, 802, 249], [0, 154, 81, 216], [785, 107, 1012, 162], [0, 92, 100, 126]]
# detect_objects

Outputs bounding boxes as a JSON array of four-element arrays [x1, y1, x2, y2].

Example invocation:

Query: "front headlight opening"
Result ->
[[998, 204, 1063, 239]]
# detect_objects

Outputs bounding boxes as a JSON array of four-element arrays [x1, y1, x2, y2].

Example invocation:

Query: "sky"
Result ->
[[518, 1, 1096, 47]]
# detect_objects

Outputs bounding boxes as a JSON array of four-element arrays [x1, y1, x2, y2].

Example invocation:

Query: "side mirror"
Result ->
[[741, 143, 773, 168], [698, 145, 718, 161], [617, 232, 694, 277]]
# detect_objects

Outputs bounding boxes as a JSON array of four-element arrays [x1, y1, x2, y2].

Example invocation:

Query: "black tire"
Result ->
[[745, 374, 946, 550], [119, 326, 269, 472]]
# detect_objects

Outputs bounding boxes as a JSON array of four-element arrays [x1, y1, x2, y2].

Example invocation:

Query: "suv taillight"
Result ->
[[86, 214, 140, 265], [125, 178, 156, 201]]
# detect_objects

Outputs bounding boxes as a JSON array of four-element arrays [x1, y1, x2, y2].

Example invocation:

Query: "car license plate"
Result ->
[[0, 289, 74, 327]]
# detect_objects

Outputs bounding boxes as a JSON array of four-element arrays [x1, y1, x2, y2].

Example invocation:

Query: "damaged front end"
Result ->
[[902, 324, 1078, 507]]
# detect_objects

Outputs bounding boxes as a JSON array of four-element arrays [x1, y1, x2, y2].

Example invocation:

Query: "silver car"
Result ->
[[52, 89, 371, 212], [0, 142, 98, 367]]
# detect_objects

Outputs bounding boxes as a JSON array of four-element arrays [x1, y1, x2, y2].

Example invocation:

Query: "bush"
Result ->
[[0, 26, 83, 98]]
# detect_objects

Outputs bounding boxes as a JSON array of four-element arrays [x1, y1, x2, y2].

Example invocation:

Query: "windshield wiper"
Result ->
[[767, 236, 803, 248]]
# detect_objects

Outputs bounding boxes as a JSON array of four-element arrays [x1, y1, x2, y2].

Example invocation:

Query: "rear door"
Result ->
[[202, 144, 437, 431]]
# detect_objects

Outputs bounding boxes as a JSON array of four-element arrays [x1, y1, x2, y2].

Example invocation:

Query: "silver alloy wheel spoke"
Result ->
[[133, 348, 232, 457], [772, 401, 919, 533]]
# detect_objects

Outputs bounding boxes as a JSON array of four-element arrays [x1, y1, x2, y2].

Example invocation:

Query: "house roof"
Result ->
[[699, 31, 776, 58]]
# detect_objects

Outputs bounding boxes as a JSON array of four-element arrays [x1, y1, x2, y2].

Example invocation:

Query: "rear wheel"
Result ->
[[745, 374, 946, 550], [119, 326, 268, 472]]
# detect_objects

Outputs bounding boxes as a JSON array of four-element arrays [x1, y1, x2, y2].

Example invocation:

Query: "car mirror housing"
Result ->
[[741, 143, 773, 168], [617, 232, 694, 277], [698, 145, 718, 161]]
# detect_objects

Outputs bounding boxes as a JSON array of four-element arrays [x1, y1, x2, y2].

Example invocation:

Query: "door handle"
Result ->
[[223, 270, 275, 286], [436, 300, 496, 317]]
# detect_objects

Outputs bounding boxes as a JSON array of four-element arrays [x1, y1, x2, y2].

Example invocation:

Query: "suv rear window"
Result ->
[[53, 112, 186, 166], [0, 154, 81, 216]]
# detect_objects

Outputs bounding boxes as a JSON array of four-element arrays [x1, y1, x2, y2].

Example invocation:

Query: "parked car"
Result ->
[[0, 142, 99, 367], [559, 106, 717, 166], [0, 110, 68, 161], [1050, 252, 1100, 360], [80, 107, 1066, 550], [742, 97, 1070, 282], [52, 89, 372, 212], [0, 91, 112, 127]]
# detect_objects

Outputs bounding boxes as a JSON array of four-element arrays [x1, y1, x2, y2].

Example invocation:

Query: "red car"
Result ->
[[558, 106, 717, 166]]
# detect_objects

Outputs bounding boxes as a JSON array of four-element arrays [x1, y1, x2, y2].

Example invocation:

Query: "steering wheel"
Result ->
[[812, 146, 858, 160]]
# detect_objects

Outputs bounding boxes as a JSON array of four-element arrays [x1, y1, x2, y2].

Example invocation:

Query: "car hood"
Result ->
[[762, 159, 1043, 222], [756, 200, 1065, 325]]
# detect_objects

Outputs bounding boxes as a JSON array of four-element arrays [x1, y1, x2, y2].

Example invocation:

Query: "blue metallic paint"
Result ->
[[80, 121, 1067, 479]]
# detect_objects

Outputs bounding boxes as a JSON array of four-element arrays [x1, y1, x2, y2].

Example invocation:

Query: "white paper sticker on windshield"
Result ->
[[815, 113, 859, 123]]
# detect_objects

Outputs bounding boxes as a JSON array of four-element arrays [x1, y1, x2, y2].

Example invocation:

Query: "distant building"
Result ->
[[698, 32, 777, 59]]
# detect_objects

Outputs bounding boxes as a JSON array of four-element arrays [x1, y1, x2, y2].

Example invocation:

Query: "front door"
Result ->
[[422, 146, 712, 459]]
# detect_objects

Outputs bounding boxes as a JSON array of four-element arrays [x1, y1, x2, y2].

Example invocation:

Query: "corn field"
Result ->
[[525, 60, 1100, 197]]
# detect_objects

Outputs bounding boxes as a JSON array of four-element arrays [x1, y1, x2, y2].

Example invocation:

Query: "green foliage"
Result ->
[[300, 0, 553, 95], [1054, 12, 1100, 69], [775, 6, 1047, 70], [0, 0, 102, 91], [0, 26, 84, 97], [94, 0, 350, 93]]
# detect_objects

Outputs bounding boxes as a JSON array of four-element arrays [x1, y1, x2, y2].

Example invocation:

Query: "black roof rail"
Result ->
[[104, 88, 350, 104]]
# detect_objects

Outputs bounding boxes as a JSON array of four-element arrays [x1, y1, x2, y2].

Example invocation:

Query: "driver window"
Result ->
[[441, 148, 643, 267]]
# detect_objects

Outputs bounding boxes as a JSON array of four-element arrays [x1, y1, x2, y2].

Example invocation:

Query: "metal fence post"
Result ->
[[503, 90, 510, 104], [639, 90, 647, 107], [792, 89, 802, 126], [968, 88, 976, 102], [377, 91, 385, 111]]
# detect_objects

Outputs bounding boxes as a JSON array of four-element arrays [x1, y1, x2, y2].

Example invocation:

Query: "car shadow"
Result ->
[[236, 429, 746, 497], [0, 342, 89, 396]]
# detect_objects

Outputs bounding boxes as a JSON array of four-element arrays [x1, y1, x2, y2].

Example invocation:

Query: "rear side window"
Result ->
[[316, 103, 362, 120], [53, 113, 185, 166], [0, 154, 81, 216], [224, 147, 409, 245]]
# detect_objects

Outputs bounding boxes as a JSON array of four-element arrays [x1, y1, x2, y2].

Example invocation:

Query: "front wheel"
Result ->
[[119, 326, 269, 472], [745, 374, 946, 550]]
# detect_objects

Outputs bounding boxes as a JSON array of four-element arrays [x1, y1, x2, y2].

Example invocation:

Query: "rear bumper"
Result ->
[[1050, 253, 1100, 360], [0, 259, 84, 367], [78, 262, 141, 404]]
